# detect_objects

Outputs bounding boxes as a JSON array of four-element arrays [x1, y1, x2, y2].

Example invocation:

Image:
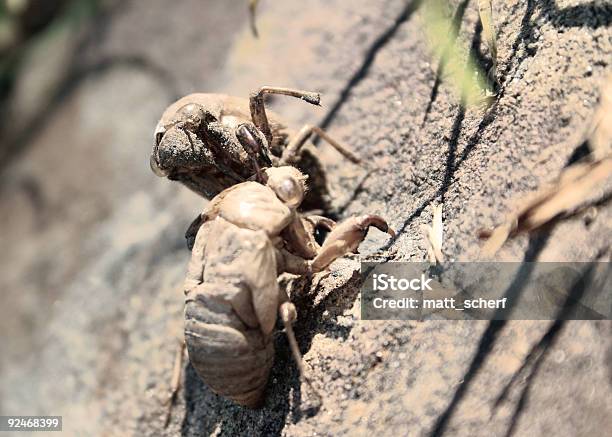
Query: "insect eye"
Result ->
[[153, 122, 166, 146], [273, 175, 303, 208], [155, 130, 164, 145]]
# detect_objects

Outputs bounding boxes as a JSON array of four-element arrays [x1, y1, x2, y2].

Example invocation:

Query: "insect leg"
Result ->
[[276, 247, 311, 276], [236, 123, 271, 183], [164, 339, 186, 428], [303, 214, 336, 232], [311, 214, 395, 272], [302, 214, 336, 249], [280, 125, 361, 165], [249, 87, 321, 146], [279, 302, 322, 405], [279, 302, 303, 374]]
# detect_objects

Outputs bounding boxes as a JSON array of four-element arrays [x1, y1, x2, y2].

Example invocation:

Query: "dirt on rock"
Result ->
[[0, 1, 610, 436]]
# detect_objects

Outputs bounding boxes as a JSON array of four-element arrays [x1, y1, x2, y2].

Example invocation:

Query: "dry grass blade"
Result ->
[[481, 158, 612, 256], [477, 0, 498, 86], [422, 203, 444, 263]]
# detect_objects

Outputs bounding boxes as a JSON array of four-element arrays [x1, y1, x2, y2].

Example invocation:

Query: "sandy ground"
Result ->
[[0, 0, 611, 436]]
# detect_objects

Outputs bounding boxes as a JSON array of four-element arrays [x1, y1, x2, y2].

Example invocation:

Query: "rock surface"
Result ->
[[0, 1, 610, 436]]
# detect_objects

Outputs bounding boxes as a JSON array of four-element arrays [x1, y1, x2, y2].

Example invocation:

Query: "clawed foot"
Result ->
[[311, 214, 394, 272]]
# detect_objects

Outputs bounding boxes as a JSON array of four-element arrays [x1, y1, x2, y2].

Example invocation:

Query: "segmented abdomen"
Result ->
[[184, 285, 274, 407]]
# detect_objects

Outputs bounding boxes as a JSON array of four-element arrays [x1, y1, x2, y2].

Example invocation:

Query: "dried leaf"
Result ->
[[481, 158, 612, 256], [481, 78, 612, 256]]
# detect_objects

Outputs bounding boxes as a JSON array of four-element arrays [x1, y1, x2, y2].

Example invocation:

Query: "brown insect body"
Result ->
[[151, 92, 331, 211], [184, 216, 279, 407], [153, 88, 388, 412], [183, 169, 394, 407], [184, 178, 302, 407]]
